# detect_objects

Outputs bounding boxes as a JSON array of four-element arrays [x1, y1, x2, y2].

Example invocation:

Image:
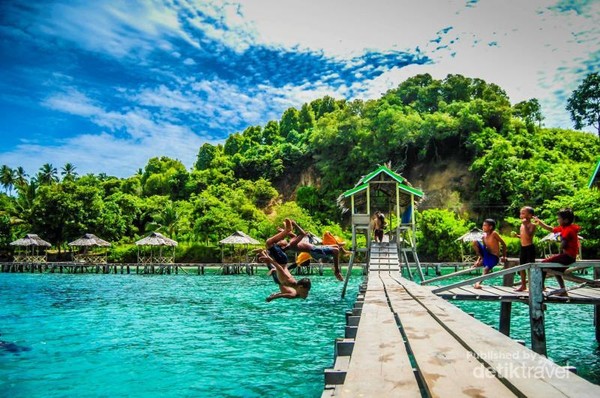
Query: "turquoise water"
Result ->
[[0, 272, 360, 398], [420, 268, 600, 385]]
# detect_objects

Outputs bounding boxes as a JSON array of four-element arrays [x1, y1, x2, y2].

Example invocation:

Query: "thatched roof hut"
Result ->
[[135, 232, 177, 264], [219, 231, 261, 263], [10, 234, 51, 247], [68, 233, 111, 247], [540, 232, 584, 259], [68, 233, 111, 264], [135, 232, 178, 247], [219, 231, 260, 245], [455, 228, 484, 242], [10, 234, 51, 263], [455, 228, 483, 263]]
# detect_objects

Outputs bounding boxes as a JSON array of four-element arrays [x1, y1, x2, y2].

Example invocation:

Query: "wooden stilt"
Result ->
[[528, 266, 547, 356], [499, 265, 515, 336], [595, 267, 600, 342]]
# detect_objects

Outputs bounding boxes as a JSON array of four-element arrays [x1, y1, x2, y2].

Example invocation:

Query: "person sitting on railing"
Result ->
[[534, 208, 580, 296], [471, 219, 507, 289]]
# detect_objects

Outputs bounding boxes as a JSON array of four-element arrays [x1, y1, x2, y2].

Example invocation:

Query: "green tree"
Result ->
[[513, 98, 544, 129], [280, 107, 300, 138], [38, 163, 58, 185], [566, 72, 600, 137], [298, 103, 315, 133], [195, 143, 216, 171], [61, 163, 78, 181], [417, 209, 471, 261], [14, 167, 28, 189], [0, 165, 15, 195]]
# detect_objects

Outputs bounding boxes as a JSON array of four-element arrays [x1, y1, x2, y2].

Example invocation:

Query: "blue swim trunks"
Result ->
[[268, 245, 288, 265], [310, 246, 335, 260], [476, 241, 499, 270]]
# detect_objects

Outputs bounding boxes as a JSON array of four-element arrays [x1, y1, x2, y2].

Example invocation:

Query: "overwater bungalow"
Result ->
[[68, 233, 111, 264], [135, 232, 178, 264], [10, 234, 51, 263], [219, 231, 260, 263]]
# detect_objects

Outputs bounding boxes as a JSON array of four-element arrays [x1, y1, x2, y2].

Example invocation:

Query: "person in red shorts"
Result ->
[[534, 208, 580, 296]]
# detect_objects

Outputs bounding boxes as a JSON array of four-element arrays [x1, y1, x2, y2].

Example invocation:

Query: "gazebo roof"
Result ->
[[341, 165, 424, 199], [219, 231, 261, 245], [338, 165, 424, 213], [10, 234, 51, 247], [135, 232, 178, 246], [68, 233, 111, 247], [455, 228, 484, 242]]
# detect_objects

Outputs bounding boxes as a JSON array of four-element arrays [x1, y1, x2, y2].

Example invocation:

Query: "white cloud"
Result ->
[[226, 0, 599, 130]]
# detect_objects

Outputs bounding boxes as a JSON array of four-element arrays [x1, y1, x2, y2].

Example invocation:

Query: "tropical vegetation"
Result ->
[[1, 73, 599, 262]]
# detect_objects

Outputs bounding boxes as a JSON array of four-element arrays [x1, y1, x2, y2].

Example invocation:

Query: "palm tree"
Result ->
[[38, 163, 58, 185], [61, 163, 78, 181], [14, 167, 29, 189], [146, 202, 179, 238], [0, 165, 15, 195], [13, 178, 37, 231]]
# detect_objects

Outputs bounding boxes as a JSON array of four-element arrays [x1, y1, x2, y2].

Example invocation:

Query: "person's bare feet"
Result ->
[[514, 285, 527, 292], [284, 218, 293, 232], [474, 282, 482, 289]]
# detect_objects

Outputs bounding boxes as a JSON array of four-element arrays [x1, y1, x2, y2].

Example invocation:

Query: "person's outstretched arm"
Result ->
[[266, 291, 297, 302], [533, 216, 553, 232]]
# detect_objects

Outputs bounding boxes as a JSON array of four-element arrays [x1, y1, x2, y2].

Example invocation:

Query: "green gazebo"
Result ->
[[338, 165, 424, 292]]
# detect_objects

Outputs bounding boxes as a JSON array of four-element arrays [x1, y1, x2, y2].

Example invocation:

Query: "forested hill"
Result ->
[[1, 73, 599, 260]]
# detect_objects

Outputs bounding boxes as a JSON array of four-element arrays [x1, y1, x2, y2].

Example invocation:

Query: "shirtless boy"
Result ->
[[471, 219, 507, 289], [258, 249, 311, 302], [515, 206, 537, 291]]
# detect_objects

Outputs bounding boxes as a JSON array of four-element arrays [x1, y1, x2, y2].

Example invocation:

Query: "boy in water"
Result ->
[[258, 249, 311, 302], [471, 219, 507, 289], [534, 208, 580, 296], [515, 206, 537, 292]]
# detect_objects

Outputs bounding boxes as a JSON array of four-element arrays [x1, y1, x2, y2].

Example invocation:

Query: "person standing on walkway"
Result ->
[[515, 206, 537, 292]]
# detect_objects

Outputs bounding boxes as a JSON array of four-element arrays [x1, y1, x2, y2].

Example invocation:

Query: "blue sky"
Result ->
[[0, 0, 598, 178]]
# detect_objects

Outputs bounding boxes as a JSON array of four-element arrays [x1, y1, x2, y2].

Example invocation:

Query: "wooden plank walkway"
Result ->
[[323, 243, 600, 397], [436, 284, 600, 304]]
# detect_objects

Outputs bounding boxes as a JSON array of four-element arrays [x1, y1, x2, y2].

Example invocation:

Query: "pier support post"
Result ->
[[595, 267, 600, 342], [499, 264, 514, 336], [528, 266, 547, 356]]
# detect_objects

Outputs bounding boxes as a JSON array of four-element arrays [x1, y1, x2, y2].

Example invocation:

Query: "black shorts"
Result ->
[[519, 244, 536, 265], [268, 245, 288, 265]]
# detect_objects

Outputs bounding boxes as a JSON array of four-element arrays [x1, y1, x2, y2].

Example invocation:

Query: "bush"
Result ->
[[176, 243, 221, 263], [417, 209, 471, 261]]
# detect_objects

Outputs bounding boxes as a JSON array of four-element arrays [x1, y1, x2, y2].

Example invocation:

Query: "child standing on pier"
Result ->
[[372, 211, 386, 243], [515, 207, 537, 292], [534, 208, 580, 296], [471, 219, 507, 289]]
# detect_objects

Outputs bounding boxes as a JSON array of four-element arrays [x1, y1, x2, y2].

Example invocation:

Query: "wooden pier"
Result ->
[[323, 243, 600, 397], [0, 261, 343, 276]]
